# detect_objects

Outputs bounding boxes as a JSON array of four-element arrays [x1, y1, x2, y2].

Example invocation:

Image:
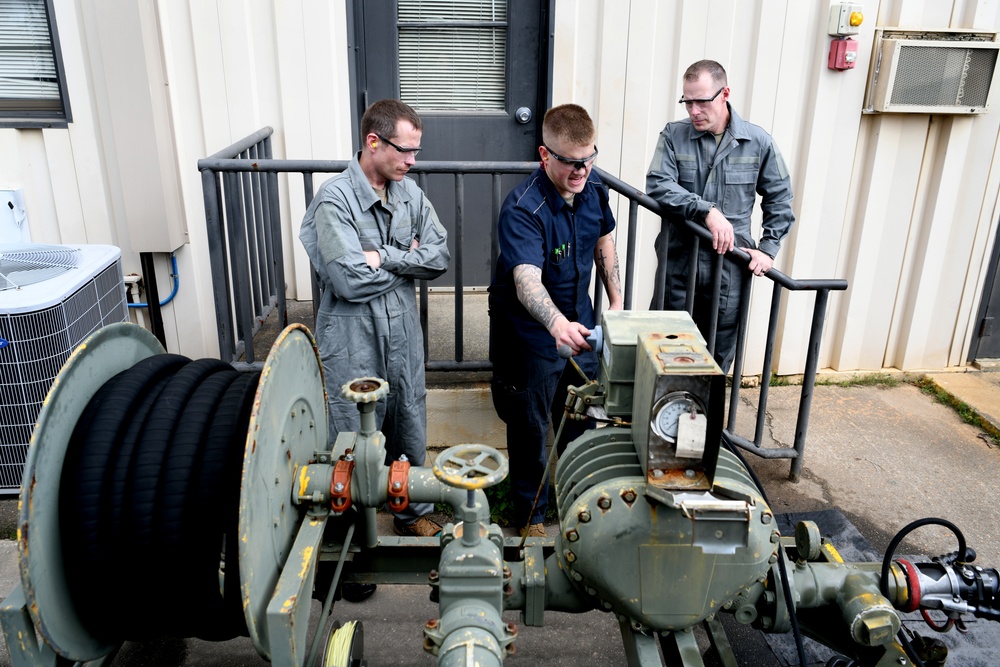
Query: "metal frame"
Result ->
[[198, 128, 848, 479]]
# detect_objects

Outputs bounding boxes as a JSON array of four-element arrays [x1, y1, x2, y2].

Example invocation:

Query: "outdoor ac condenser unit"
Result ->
[[0, 244, 127, 493], [864, 29, 1000, 114]]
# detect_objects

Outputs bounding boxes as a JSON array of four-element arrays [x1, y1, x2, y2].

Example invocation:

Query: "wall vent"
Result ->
[[0, 244, 127, 494], [864, 29, 1000, 114]]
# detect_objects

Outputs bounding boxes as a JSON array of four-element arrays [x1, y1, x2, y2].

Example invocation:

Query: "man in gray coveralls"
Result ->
[[299, 99, 450, 542], [647, 59, 795, 372]]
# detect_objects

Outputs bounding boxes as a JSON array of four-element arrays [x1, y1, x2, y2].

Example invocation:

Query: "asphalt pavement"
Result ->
[[1, 300, 999, 665]]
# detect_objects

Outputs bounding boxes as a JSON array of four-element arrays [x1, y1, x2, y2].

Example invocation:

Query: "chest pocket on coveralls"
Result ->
[[388, 212, 416, 250], [723, 167, 758, 218]]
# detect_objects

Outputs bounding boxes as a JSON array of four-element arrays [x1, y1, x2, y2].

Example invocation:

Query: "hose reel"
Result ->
[[14, 322, 328, 662]]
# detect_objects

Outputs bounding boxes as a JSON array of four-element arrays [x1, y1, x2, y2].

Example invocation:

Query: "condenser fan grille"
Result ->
[[0, 244, 81, 291]]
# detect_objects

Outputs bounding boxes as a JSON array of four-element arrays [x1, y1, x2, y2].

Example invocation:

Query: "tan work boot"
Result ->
[[520, 523, 546, 538], [393, 516, 442, 537]]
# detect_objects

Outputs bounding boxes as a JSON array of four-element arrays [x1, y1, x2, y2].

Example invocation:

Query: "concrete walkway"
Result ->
[[2, 302, 999, 665]]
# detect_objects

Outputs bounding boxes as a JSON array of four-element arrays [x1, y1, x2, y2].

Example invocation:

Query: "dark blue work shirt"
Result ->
[[489, 167, 616, 358]]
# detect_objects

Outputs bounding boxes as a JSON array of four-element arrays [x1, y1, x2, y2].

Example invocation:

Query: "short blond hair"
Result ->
[[542, 104, 595, 147]]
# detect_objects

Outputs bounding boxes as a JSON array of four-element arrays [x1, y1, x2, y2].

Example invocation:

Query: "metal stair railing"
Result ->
[[199, 127, 848, 480]]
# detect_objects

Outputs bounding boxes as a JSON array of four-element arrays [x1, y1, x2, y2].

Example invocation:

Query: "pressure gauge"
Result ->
[[650, 392, 705, 443]]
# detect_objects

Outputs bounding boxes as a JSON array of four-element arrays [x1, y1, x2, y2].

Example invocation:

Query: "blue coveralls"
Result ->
[[488, 168, 616, 527], [646, 104, 795, 371], [299, 154, 450, 522]]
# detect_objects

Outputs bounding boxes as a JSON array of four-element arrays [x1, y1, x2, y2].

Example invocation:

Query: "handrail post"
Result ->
[[790, 288, 832, 482]]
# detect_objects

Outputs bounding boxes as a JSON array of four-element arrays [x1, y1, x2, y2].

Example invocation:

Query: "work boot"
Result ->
[[520, 523, 546, 538], [338, 582, 377, 603], [393, 516, 442, 537]]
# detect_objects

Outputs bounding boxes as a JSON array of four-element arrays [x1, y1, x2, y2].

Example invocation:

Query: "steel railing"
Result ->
[[199, 127, 848, 480]]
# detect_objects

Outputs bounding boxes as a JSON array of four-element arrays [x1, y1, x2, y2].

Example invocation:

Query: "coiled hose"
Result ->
[[58, 353, 260, 642]]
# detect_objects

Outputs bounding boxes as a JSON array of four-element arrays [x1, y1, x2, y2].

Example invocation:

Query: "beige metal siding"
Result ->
[[1, 0, 998, 373], [554, 0, 1000, 374]]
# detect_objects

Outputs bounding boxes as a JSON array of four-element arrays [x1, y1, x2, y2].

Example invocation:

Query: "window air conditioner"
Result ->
[[864, 29, 1000, 114], [0, 244, 127, 493]]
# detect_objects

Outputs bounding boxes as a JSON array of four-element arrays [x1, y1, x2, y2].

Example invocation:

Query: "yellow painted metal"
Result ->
[[238, 324, 328, 659]]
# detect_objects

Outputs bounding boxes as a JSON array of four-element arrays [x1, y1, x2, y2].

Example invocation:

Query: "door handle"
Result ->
[[515, 107, 533, 124]]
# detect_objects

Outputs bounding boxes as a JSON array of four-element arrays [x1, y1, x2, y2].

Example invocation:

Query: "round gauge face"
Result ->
[[650, 392, 703, 442]]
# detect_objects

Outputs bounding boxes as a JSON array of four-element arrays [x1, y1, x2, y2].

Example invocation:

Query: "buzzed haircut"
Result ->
[[361, 99, 423, 140], [542, 104, 595, 147], [684, 60, 728, 87]]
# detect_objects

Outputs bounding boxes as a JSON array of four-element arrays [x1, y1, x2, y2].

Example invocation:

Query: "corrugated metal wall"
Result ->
[[1, 0, 998, 372], [554, 0, 1000, 374]]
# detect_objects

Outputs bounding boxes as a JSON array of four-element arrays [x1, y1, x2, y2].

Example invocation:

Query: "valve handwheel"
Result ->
[[341, 377, 390, 404], [432, 444, 508, 490]]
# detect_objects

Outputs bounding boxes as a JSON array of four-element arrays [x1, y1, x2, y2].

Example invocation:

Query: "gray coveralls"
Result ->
[[646, 104, 794, 371], [299, 154, 450, 521]]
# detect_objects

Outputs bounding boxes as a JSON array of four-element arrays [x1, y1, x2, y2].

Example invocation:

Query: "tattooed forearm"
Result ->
[[595, 236, 623, 301], [513, 264, 564, 331]]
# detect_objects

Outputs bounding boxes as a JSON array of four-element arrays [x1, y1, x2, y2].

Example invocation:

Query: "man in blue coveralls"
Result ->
[[488, 104, 624, 538]]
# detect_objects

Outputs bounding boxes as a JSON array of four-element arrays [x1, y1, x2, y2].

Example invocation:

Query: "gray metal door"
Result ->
[[351, 0, 551, 286], [971, 219, 1000, 362]]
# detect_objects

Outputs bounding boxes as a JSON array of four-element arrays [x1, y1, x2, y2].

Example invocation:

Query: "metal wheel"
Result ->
[[432, 443, 508, 490]]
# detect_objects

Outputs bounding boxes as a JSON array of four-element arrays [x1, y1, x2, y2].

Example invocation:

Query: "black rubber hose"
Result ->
[[878, 517, 968, 600], [60, 355, 260, 642]]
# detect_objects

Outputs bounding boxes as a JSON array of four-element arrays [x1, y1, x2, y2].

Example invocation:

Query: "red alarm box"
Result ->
[[828, 38, 858, 70]]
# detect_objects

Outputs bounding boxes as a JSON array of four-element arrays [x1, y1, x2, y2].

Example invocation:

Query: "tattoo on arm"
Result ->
[[513, 264, 564, 331], [595, 238, 623, 299]]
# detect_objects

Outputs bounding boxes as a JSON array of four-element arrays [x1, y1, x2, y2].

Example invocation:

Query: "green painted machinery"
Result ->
[[1, 312, 997, 666]]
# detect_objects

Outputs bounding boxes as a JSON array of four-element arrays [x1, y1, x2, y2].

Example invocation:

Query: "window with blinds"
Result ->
[[397, 0, 507, 111], [0, 0, 71, 127]]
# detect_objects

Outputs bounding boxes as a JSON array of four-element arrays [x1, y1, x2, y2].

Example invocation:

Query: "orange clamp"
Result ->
[[330, 457, 355, 512], [387, 460, 411, 512]]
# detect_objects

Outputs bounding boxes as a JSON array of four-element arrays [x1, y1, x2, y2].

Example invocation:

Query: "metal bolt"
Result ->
[[684, 469, 696, 479], [572, 571, 583, 581], [586, 587, 597, 595], [333, 482, 345, 493], [399, 454, 409, 462], [597, 496, 611, 510], [769, 554, 778, 564], [761, 513, 773, 524], [392, 481, 402, 491], [503, 566, 512, 578], [507, 622, 518, 635], [345, 453, 354, 462], [428, 570, 439, 582], [652, 469, 665, 479], [897, 658, 907, 665], [715, 530, 724, 539], [603, 601, 613, 609], [578, 510, 591, 523], [566, 529, 579, 542], [564, 549, 577, 563], [425, 619, 438, 630], [622, 489, 637, 503], [771, 531, 780, 543]]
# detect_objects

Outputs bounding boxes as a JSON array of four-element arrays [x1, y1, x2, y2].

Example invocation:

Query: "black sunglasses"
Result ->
[[376, 134, 422, 155], [543, 145, 599, 170], [678, 87, 725, 106]]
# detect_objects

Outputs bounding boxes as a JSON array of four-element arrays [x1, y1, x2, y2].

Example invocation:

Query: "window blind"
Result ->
[[0, 0, 61, 113], [397, 0, 507, 111]]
